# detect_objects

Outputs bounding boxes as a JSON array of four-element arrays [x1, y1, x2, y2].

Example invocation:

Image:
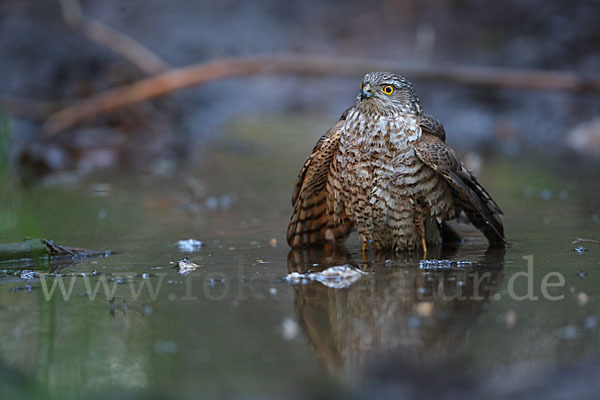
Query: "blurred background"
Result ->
[[2, 2, 600, 399], [1, 0, 599, 181]]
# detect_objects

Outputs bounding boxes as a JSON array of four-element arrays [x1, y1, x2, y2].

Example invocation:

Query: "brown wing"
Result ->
[[414, 133, 505, 245], [287, 119, 353, 247], [418, 113, 446, 141]]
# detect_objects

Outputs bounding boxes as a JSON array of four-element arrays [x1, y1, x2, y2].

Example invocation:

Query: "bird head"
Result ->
[[357, 72, 422, 117]]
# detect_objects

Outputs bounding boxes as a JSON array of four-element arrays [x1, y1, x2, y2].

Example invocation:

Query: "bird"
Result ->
[[287, 72, 505, 254]]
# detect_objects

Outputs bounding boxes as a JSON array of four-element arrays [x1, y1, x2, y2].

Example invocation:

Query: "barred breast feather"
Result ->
[[287, 106, 505, 250], [328, 108, 455, 250]]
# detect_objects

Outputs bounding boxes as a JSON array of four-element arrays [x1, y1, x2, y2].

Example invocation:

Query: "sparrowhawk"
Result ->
[[287, 72, 505, 253]]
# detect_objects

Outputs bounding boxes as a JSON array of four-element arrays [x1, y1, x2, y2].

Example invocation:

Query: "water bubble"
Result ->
[[584, 316, 598, 329], [281, 317, 299, 341], [559, 190, 568, 201], [142, 305, 153, 316], [505, 311, 517, 328], [154, 340, 178, 355], [205, 196, 218, 209], [97, 209, 107, 220], [576, 292, 590, 306], [557, 325, 579, 340], [540, 189, 552, 201], [177, 239, 203, 252], [415, 301, 433, 317], [408, 316, 420, 329]]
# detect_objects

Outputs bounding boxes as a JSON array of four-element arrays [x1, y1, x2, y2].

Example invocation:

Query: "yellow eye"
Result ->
[[360, 82, 364, 90], [382, 85, 394, 95]]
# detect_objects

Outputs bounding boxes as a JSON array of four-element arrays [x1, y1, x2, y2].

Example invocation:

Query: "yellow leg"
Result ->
[[414, 200, 427, 259], [421, 236, 428, 258], [361, 241, 368, 261]]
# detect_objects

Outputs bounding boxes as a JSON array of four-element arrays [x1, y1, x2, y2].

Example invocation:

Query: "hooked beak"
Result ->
[[361, 84, 374, 100]]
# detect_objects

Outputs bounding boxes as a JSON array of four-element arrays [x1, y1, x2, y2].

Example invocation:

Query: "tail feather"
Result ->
[[287, 191, 352, 247], [464, 170, 503, 215], [445, 171, 505, 245]]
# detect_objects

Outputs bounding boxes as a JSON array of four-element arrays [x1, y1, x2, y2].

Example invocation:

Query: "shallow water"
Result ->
[[1, 116, 600, 398]]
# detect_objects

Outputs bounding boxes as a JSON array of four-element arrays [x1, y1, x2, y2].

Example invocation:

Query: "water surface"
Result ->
[[1, 116, 599, 398]]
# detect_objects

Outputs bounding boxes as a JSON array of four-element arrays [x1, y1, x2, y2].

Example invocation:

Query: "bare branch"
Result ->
[[43, 55, 600, 136], [1, 96, 64, 120], [572, 238, 600, 245], [58, 0, 170, 75]]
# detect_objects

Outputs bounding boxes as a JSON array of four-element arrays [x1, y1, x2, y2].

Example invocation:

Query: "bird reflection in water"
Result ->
[[287, 245, 505, 378]]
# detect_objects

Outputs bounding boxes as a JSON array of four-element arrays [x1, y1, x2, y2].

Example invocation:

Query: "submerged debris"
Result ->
[[11, 283, 36, 292], [177, 239, 203, 252], [572, 237, 600, 246], [207, 277, 226, 286], [285, 265, 365, 289], [419, 259, 473, 270], [573, 246, 588, 254], [0, 238, 110, 263], [19, 270, 35, 280], [109, 297, 116, 316], [174, 257, 199, 275]]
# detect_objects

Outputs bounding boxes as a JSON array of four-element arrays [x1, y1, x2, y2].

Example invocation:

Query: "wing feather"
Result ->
[[418, 113, 446, 141], [414, 132, 505, 245], [287, 118, 353, 247]]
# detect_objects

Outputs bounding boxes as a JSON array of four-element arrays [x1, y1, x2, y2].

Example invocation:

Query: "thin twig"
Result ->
[[59, 0, 169, 75], [43, 55, 600, 135], [42, 239, 77, 257], [1, 96, 65, 120], [572, 238, 600, 245]]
